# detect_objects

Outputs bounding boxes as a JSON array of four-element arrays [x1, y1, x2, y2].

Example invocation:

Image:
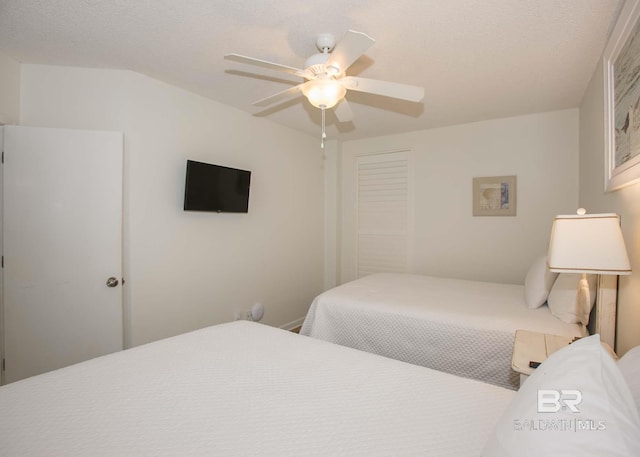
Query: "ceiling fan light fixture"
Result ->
[[225, 30, 424, 148], [301, 78, 346, 109]]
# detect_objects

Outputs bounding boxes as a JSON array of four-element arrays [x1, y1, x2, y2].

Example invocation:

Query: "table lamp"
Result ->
[[547, 209, 631, 341]]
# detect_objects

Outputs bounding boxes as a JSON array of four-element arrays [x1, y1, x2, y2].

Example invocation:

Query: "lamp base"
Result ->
[[576, 272, 591, 325]]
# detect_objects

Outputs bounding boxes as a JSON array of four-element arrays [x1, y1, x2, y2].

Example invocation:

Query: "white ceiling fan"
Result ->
[[224, 30, 425, 147]]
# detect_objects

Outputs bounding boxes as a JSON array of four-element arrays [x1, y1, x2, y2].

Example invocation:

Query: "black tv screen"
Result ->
[[183, 160, 251, 213]]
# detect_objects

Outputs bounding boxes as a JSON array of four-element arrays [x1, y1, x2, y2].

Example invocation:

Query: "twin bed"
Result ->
[[301, 271, 586, 390], [0, 321, 514, 456], [1, 320, 638, 456], [1, 258, 637, 454]]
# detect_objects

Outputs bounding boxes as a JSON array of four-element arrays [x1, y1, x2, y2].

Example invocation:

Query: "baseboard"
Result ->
[[280, 317, 305, 332]]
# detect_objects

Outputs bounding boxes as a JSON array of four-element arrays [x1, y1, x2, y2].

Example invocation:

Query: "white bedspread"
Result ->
[[301, 273, 584, 390], [0, 321, 514, 457]]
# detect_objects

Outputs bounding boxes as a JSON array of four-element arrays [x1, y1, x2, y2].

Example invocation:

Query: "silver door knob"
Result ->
[[106, 277, 119, 287]]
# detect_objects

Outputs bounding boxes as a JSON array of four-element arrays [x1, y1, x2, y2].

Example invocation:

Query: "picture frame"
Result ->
[[472, 175, 516, 216], [604, 0, 640, 192]]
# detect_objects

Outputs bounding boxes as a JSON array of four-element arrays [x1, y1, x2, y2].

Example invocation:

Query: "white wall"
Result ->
[[20, 64, 324, 347], [340, 109, 579, 285], [579, 59, 640, 355], [323, 139, 340, 290], [0, 51, 20, 124]]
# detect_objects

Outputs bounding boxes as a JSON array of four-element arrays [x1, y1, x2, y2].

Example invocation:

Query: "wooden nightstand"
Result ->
[[511, 330, 574, 387], [511, 329, 617, 387]]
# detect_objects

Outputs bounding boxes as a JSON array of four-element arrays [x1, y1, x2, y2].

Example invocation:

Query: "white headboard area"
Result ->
[[589, 275, 618, 349]]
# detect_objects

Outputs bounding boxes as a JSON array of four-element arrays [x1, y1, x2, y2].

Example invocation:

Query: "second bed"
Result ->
[[300, 272, 585, 389]]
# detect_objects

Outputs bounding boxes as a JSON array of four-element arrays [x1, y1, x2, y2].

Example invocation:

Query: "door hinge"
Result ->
[[1, 150, 4, 163], [1, 256, 3, 268], [2, 359, 5, 372]]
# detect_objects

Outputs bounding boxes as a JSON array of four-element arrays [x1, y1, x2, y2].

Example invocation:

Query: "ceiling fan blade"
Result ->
[[341, 76, 425, 102], [324, 30, 375, 75], [225, 53, 308, 78], [333, 98, 354, 122], [252, 83, 305, 107]]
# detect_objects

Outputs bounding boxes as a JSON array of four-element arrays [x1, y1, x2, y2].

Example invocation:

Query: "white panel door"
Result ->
[[2, 125, 123, 383]]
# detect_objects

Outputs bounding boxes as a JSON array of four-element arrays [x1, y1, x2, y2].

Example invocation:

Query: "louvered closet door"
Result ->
[[356, 151, 412, 277]]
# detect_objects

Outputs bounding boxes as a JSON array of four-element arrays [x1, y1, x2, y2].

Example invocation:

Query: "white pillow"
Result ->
[[483, 335, 640, 456], [524, 255, 558, 309], [547, 273, 597, 324], [618, 345, 640, 412]]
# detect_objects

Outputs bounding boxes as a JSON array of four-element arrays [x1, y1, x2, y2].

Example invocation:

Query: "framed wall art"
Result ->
[[472, 175, 517, 216], [604, 0, 640, 191]]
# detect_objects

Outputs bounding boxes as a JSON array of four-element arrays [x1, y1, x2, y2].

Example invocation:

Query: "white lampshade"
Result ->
[[547, 212, 631, 275], [302, 78, 346, 109]]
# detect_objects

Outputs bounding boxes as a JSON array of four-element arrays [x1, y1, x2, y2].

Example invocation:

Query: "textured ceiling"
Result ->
[[0, 0, 622, 141]]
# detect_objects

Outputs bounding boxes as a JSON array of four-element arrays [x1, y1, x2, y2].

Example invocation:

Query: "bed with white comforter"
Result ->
[[2, 321, 639, 456], [0, 320, 514, 456], [300, 273, 584, 390]]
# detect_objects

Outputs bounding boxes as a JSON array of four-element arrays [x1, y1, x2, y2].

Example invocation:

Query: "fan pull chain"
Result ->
[[321, 106, 327, 148]]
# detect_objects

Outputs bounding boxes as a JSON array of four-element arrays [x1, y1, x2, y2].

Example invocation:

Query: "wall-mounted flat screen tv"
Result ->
[[183, 160, 251, 213]]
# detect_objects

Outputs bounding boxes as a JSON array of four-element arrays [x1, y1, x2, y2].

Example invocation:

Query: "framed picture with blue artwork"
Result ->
[[472, 175, 517, 216]]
